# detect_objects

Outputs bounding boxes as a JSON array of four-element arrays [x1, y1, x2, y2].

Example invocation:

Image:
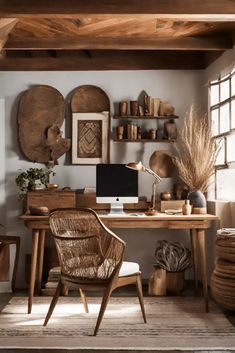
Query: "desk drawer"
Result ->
[[26, 190, 76, 211], [168, 220, 210, 229]]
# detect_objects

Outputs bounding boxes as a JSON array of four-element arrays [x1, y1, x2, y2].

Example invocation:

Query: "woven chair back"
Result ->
[[49, 209, 125, 282]]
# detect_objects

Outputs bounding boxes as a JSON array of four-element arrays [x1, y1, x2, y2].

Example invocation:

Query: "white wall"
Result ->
[[0, 70, 205, 289]]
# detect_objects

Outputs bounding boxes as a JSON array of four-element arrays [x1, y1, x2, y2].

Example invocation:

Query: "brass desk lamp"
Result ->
[[126, 161, 162, 215]]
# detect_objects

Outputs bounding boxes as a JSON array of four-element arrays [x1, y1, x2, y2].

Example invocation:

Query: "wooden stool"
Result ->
[[0, 235, 20, 292]]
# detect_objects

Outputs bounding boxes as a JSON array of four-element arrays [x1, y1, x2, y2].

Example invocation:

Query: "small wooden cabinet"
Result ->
[[26, 190, 76, 211]]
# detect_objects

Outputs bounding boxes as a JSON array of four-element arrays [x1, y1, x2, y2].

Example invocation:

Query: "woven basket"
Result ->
[[211, 231, 235, 310]]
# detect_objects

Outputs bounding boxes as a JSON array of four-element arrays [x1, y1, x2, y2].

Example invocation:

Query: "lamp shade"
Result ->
[[126, 161, 145, 172]]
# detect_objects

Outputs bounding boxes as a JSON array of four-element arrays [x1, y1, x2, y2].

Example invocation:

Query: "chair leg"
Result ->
[[136, 274, 147, 323], [79, 288, 89, 313], [93, 284, 113, 336], [43, 279, 63, 326]]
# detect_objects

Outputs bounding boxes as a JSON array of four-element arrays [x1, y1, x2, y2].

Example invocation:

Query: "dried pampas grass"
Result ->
[[174, 106, 218, 192]]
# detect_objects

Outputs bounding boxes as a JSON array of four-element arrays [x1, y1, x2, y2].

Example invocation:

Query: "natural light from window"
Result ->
[[209, 68, 235, 200]]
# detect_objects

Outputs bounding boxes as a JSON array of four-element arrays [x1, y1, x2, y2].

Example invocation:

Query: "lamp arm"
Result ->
[[144, 167, 162, 182]]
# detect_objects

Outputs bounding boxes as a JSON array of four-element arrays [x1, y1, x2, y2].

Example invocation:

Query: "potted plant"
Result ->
[[174, 105, 219, 213], [149, 240, 191, 295], [15, 167, 55, 198]]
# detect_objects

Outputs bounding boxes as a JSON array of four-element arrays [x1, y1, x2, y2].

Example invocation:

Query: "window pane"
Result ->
[[232, 74, 235, 97], [207, 175, 215, 200], [216, 169, 235, 200], [220, 103, 230, 133], [220, 78, 230, 102], [211, 109, 219, 136], [227, 134, 235, 162], [215, 138, 225, 165], [210, 84, 219, 106], [232, 99, 235, 129]]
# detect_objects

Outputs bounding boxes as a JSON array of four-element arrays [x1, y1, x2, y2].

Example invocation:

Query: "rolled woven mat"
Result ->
[[211, 230, 235, 310], [217, 228, 235, 239], [215, 258, 235, 274], [215, 250, 235, 262], [211, 272, 235, 310], [215, 230, 235, 261]]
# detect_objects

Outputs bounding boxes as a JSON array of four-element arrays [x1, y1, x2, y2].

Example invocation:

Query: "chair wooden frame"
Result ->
[[43, 208, 146, 335]]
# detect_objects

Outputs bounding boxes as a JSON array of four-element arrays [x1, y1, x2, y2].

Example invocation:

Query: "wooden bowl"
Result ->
[[29, 206, 49, 215], [149, 150, 175, 178], [47, 183, 59, 190]]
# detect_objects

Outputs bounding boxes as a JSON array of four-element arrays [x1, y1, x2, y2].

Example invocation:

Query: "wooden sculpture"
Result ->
[[18, 85, 70, 165]]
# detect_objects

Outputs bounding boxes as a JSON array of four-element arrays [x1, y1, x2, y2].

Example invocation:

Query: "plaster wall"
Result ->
[[0, 70, 205, 290]]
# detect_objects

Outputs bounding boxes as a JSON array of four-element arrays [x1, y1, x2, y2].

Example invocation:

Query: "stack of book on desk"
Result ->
[[42, 266, 65, 296]]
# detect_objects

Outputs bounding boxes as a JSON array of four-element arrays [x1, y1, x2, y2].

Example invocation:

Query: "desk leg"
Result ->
[[36, 230, 45, 294], [197, 229, 209, 312], [190, 229, 199, 294], [28, 229, 39, 314]]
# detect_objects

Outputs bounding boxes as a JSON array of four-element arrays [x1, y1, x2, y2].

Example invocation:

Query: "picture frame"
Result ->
[[72, 111, 110, 164]]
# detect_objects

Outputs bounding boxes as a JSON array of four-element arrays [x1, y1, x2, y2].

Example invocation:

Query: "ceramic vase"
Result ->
[[182, 199, 192, 215], [188, 190, 207, 214], [163, 119, 177, 140]]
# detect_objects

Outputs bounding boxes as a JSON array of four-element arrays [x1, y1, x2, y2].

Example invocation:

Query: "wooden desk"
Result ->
[[20, 212, 218, 314]]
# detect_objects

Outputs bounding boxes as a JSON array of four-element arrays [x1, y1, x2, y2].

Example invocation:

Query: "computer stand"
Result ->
[[109, 203, 125, 215]]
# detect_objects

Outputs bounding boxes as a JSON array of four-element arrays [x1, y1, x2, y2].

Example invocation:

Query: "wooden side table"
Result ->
[[0, 235, 20, 291]]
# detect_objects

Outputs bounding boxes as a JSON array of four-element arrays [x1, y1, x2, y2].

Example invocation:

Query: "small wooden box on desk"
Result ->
[[26, 190, 76, 212]]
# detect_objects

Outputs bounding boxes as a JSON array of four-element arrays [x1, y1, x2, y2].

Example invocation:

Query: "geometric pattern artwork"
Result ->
[[77, 120, 102, 158], [72, 112, 109, 164]]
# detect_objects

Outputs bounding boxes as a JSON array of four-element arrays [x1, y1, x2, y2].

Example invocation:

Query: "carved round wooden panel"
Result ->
[[71, 85, 110, 113], [18, 85, 66, 163]]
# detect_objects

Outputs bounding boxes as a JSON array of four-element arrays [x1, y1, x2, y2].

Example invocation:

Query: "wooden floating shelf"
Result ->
[[113, 139, 175, 143], [113, 115, 179, 120]]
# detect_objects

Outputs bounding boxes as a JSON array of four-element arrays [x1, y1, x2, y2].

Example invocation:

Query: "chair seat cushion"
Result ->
[[118, 261, 140, 277]]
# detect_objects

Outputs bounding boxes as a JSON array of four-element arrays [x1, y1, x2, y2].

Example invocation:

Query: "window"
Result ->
[[209, 69, 235, 200]]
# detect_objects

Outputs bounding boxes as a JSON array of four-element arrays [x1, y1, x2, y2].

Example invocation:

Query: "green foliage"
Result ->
[[15, 167, 55, 196]]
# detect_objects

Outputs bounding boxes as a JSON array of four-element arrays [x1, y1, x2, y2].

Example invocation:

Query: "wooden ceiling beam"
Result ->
[[0, 50, 206, 70], [0, 0, 235, 20], [0, 18, 18, 50], [5, 36, 232, 51]]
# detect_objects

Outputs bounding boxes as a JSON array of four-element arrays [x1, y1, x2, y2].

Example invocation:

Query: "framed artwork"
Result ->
[[72, 111, 110, 164]]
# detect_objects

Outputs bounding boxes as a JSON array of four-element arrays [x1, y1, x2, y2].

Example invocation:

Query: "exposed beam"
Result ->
[[5, 36, 232, 51], [0, 50, 207, 70], [0, 18, 18, 50], [0, 0, 235, 21], [204, 51, 224, 66]]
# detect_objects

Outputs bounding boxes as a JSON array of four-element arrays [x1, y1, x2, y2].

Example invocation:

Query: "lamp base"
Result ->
[[145, 208, 158, 216]]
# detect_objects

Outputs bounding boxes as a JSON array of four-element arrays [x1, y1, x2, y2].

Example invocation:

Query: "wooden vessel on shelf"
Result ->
[[113, 115, 179, 119], [113, 138, 175, 142]]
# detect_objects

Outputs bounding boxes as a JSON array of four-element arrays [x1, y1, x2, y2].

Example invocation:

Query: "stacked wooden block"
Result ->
[[211, 230, 235, 310]]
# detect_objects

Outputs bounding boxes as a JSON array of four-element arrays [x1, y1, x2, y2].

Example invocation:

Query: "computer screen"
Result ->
[[96, 163, 138, 214]]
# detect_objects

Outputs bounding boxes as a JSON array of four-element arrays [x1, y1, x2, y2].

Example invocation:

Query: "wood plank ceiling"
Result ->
[[0, 0, 234, 70]]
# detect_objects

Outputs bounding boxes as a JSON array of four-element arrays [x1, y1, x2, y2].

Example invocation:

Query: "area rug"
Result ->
[[0, 296, 235, 351]]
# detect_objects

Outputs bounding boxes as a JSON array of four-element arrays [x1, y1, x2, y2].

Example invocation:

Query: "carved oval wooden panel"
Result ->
[[71, 85, 110, 113], [18, 85, 66, 163]]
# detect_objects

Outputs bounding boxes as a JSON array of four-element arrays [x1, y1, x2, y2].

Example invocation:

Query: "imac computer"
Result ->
[[96, 163, 138, 215]]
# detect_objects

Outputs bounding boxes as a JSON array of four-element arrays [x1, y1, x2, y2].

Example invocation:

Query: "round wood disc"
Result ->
[[71, 85, 110, 113], [18, 85, 65, 163], [149, 150, 175, 178]]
